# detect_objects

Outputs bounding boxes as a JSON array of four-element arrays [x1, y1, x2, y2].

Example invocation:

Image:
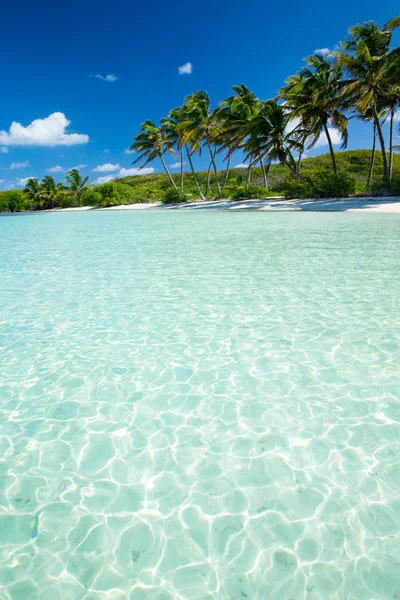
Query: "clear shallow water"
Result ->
[[0, 210, 400, 600]]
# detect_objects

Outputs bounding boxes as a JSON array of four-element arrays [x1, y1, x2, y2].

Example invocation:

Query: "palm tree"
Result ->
[[23, 178, 43, 209], [40, 176, 64, 209], [215, 85, 264, 188], [179, 91, 222, 198], [280, 54, 348, 175], [131, 120, 177, 190], [65, 168, 90, 201], [244, 100, 303, 177], [334, 18, 400, 183], [161, 108, 185, 192]]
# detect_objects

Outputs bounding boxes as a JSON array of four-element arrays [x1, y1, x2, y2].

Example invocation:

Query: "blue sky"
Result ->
[[0, 0, 399, 189]]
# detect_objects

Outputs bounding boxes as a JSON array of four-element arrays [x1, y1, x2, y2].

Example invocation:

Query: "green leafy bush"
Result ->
[[0, 190, 28, 212], [286, 170, 356, 198], [162, 189, 187, 204], [81, 188, 102, 206], [230, 185, 268, 199]]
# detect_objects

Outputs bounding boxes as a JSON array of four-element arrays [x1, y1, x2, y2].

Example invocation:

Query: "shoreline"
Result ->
[[4, 196, 400, 214]]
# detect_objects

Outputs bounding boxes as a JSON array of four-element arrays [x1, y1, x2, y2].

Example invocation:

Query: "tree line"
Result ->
[[131, 18, 400, 198]]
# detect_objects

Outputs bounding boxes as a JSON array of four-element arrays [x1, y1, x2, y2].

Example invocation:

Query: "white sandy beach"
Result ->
[[38, 196, 400, 213]]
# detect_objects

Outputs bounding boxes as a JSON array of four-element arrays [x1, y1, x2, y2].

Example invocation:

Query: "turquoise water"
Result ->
[[1, 210, 400, 600]]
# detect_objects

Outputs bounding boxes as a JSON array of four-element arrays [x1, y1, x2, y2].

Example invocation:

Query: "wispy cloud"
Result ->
[[68, 164, 87, 171], [178, 62, 193, 75], [102, 149, 109, 153], [10, 161, 29, 169], [0, 113, 89, 147], [314, 47, 330, 55], [93, 175, 115, 185], [170, 161, 186, 169], [94, 73, 118, 82], [313, 128, 341, 148], [234, 163, 249, 169], [124, 147, 135, 154], [0, 147, 8, 154], [118, 167, 154, 177], [93, 166, 154, 184], [47, 165, 64, 173], [92, 163, 121, 172], [16, 177, 34, 187]]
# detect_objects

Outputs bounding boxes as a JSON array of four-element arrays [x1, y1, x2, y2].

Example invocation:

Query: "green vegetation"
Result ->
[[1, 16, 399, 212]]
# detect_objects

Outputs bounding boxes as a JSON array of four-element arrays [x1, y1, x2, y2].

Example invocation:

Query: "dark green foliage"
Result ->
[[230, 185, 270, 199], [80, 188, 102, 206], [162, 189, 188, 204], [0, 190, 28, 212], [286, 170, 356, 198]]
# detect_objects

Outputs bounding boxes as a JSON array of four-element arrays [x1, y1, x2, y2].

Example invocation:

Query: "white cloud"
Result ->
[[314, 48, 330, 55], [0, 147, 8, 154], [92, 163, 121, 172], [102, 149, 109, 153], [170, 161, 186, 169], [0, 113, 89, 147], [234, 163, 249, 169], [124, 147, 135, 154], [95, 73, 118, 82], [16, 177, 34, 187], [68, 164, 87, 171], [10, 161, 29, 169], [393, 110, 400, 122], [92, 166, 155, 184], [313, 128, 341, 148], [178, 62, 193, 75], [118, 167, 154, 177], [0, 179, 5, 184], [93, 175, 115, 185], [47, 165, 64, 173]]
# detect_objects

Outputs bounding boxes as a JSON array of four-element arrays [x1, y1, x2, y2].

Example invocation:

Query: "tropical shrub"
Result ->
[[286, 170, 356, 198], [162, 189, 187, 204], [81, 188, 102, 206], [230, 185, 269, 200], [0, 190, 28, 212]]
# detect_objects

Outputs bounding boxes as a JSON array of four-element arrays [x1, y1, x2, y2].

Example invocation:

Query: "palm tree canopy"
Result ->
[[131, 120, 174, 167], [65, 169, 90, 193], [280, 54, 348, 151], [244, 100, 302, 169]]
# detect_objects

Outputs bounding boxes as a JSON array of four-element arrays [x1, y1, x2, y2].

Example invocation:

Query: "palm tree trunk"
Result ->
[[389, 106, 394, 182], [186, 148, 205, 200], [207, 143, 221, 198], [222, 152, 231, 190], [205, 160, 213, 196], [259, 157, 268, 189], [245, 165, 252, 189], [373, 104, 389, 184], [180, 147, 184, 192], [367, 122, 376, 188], [159, 153, 178, 190], [323, 122, 337, 175], [296, 152, 302, 182]]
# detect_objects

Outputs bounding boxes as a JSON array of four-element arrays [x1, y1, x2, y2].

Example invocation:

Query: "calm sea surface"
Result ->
[[1, 210, 400, 599]]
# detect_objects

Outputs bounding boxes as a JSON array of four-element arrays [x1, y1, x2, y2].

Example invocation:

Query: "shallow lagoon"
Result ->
[[1, 210, 400, 599]]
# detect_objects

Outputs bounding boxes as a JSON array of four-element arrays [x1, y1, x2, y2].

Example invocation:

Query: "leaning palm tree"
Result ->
[[215, 85, 263, 188], [333, 18, 400, 183], [179, 91, 222, 198], [40, 176, 64, 209], [245, 100, 303, 178], [280, 54, 348, 175], [131, 120, 177, 190], [161, 108, 185, 192], [23, 177, 43, 209], [65, 168, 90, 201]]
